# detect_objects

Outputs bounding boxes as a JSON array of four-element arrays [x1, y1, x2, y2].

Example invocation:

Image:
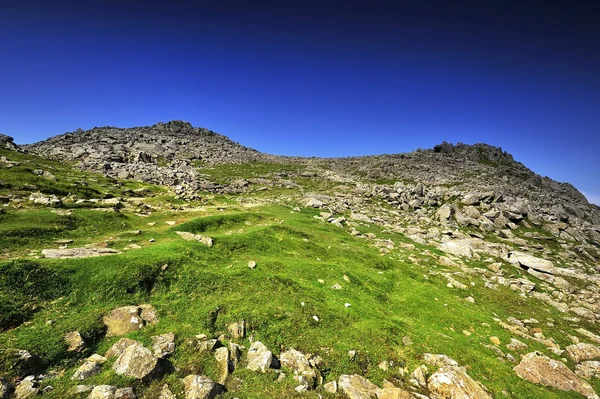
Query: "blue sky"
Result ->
[[1, 1, 599, 204]]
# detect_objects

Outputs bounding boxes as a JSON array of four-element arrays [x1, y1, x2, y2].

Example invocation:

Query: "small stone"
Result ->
[[248, 260, 257, 269], [65, 331, 86, 352], [490, 336, 501, 346]]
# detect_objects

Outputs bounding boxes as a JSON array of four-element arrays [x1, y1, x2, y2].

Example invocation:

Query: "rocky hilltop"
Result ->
[[22, 121, 598, 224]]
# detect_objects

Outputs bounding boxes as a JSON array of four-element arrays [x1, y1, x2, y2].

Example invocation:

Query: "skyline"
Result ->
[[1, 1, 599, 203]]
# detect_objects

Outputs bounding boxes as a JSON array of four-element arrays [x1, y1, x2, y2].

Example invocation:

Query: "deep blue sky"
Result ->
[[1, 1, 599, 203]]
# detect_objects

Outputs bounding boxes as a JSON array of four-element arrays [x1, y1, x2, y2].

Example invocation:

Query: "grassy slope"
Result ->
[[0, 150, 599, 398]]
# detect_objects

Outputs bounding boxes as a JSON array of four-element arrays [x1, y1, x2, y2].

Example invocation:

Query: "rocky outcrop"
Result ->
[[0, 134, 18, 151]]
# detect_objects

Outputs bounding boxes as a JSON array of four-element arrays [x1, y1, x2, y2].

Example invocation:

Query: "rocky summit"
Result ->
[[0, 121, 599, 399]]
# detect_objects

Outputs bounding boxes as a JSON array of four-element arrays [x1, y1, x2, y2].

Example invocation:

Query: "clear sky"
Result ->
[[1, 1, 599, 204]]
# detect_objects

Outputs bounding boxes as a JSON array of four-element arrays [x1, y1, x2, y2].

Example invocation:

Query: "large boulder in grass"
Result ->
[[428, 366, 492, 399], [246, 341, 275, 373], [514, 351, 597, 398], [112, 343, 158, 380]]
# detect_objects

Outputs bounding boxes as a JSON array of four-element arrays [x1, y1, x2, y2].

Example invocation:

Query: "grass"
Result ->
[[0, 149, 599, 398]]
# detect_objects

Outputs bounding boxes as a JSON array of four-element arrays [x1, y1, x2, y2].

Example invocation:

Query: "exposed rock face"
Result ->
[[428, 366, 492, 399], [514, 351, 597, 398]]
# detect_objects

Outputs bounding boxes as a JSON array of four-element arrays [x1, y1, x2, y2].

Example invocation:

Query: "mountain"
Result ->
[[1, 122, 600, 398]]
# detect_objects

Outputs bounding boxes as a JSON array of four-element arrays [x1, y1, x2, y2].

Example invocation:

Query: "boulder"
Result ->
[[158, 385, 176, 399], [88, 385, 117, 399], [227, 320, 246, 339], [351, 213, 373, 223], [152, 333, 176, 358], [506, 251, 556, 275], [214, 347, 231, 384], [428, 366, 492, 399], [106, 338, 139, 358], [103, 305, 158, 336], [576, 361, 600, 379], [14, 377, 39, 399], [115, 387, 136, 399], [566, 343, 600, 364], [338, 374, 379, 399], [306, 198, 324, 208], [246, 341, 274, 373], [514, 351, 597, 398], [439, 239, 474, 258], [72, 360, 101, 381], [435, 204, 454, 222], [182, 375, 224, 399], [112, 343, 158, 380]]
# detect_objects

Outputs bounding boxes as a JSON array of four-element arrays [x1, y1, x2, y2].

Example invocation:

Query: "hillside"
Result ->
[[1, 122, 600, 399]]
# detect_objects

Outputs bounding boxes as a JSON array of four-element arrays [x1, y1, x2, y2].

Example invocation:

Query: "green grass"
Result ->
[[1, 149, 599, 398]]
